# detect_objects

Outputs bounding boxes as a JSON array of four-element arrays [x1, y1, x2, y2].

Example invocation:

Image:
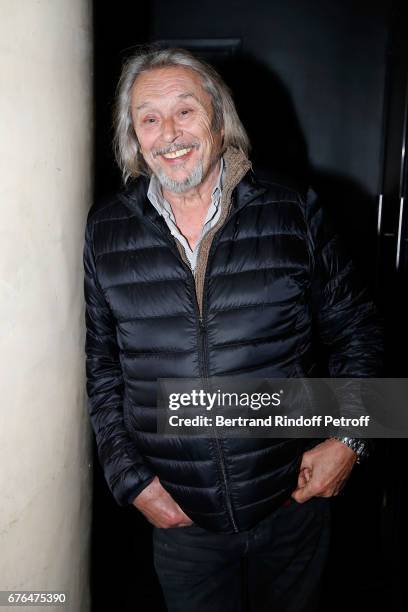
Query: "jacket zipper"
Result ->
[[131, 201, 248, 533], [194, 246, 239, 533]]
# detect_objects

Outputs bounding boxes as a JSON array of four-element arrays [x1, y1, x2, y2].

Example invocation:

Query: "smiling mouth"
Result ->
[[162, 147, 193, 160]]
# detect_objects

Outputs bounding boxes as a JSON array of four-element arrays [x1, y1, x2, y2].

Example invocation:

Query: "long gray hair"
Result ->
[[113, 47, 250, 183]]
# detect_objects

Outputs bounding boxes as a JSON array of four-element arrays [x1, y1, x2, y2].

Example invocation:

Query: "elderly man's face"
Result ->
[[131, 65, 224, 193]]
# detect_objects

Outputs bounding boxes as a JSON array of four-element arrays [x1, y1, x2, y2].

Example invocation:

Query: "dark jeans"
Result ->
[[153, 497, 331, 612]]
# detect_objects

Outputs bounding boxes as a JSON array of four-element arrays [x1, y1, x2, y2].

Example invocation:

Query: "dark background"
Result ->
[[91, 1, 408, 610]]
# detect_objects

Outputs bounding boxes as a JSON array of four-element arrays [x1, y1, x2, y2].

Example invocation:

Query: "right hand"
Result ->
[[132, 476, 193, 528]]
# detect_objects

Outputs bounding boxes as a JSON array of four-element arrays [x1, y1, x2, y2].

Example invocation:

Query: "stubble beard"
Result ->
[[154, 160, 204, 194]]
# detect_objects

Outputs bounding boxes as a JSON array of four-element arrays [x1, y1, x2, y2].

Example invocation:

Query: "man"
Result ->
[[84, 48, 382, 611]]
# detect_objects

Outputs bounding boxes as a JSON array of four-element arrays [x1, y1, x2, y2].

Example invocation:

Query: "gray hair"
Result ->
[[113, 47, 250, 183]]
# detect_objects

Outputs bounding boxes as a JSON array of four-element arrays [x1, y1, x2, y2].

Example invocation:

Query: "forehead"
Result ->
[[131, 65, 211, 110]]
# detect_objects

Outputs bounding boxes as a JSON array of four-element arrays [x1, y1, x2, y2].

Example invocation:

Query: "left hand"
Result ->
[[291, 438, 357, 503]]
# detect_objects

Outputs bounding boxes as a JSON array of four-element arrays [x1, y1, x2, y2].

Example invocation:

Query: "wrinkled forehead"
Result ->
[[131, 65, 213, 113]]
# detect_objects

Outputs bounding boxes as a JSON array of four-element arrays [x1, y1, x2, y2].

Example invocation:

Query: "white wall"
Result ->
[[0, 1, 93, 610]]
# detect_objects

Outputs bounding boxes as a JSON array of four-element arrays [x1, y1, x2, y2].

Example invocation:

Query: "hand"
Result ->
[[291, 438, 357, 503], [132, 476, 193, 528]]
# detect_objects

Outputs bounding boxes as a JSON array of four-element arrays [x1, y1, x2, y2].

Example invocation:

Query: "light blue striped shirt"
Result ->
[[147, 158, 224, 272]]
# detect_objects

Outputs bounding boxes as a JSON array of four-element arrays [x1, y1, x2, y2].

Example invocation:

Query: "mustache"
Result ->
[[152, 142, 200, 158]]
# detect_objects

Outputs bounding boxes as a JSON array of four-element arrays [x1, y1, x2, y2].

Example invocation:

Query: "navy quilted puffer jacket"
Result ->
[[83, 150, 382, 533]]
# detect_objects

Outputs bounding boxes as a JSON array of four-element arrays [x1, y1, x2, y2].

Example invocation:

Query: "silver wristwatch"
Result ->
[[332, 437, 369, 464]]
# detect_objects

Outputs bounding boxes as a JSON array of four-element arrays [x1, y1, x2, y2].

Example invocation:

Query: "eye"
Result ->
[[142, 116, 157, 124], [179, 108, 193, 117]]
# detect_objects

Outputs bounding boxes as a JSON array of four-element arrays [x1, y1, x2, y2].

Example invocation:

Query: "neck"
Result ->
[[161, 157, 221, 212]]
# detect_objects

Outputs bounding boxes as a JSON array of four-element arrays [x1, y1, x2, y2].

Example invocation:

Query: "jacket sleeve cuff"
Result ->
[[112, 466, 156, 507]]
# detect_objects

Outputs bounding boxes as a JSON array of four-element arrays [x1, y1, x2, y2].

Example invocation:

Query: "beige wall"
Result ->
[[0, 1, 93, 610]]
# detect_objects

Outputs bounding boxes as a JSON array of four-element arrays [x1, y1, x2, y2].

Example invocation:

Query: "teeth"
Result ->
[[163, 148, 191, 159]]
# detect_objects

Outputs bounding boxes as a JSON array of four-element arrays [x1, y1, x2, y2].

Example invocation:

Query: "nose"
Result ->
[[161, 116, 181, 143]]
